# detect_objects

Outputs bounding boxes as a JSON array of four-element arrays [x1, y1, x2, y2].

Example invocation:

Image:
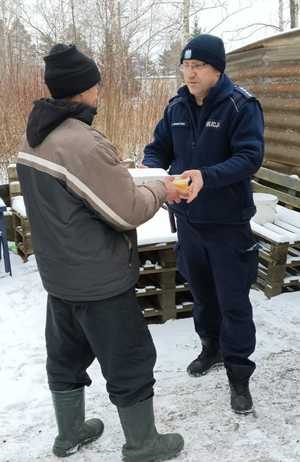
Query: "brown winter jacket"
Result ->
[[17, 100, 166, 301]]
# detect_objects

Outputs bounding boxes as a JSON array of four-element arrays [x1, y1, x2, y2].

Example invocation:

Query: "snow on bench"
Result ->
[[286, 247, 300, 265], [250, 221, 291, 244], [263, 223, 300, 243], [11, 195, 27, 218], [10, 195, 176, 247], [137, 208, 177, 246], [276, 205, 300, 229], [9, 191, 300, 247], [284, 274, 300, 284], [251, 205, 300, 245], [138, 204, 300, 247]]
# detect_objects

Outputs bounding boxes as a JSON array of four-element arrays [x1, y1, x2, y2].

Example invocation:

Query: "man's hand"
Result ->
[[181, 169, 204, 203], [139, 164, 149, 168], [163, 177, 183, 204]]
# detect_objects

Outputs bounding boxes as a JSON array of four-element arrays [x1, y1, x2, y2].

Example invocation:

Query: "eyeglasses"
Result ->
[[179, 62, 207, 72]]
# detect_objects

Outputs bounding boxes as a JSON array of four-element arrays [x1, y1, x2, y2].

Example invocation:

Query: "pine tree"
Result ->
[[191, 18, 202, 39], [158, 39, 182, 76]]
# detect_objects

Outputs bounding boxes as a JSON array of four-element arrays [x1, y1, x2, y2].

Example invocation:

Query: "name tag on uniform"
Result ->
[[206, 120, 221, 128], [172, 122, 187, 127]]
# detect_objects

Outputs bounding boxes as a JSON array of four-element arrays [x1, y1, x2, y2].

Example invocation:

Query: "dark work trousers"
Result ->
[[176, 217, 258, 369], [46, 287, 156, 407]]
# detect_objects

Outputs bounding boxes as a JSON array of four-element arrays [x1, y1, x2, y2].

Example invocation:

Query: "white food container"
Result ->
[[128, 168, 168, 185]]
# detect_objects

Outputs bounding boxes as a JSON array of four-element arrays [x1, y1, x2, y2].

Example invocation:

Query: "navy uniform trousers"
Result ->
[[176, 216, 258, 369]]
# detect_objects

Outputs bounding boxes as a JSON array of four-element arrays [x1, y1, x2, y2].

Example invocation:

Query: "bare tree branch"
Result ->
[[207, 4, 252, 34], [224, 22, 281, 35]]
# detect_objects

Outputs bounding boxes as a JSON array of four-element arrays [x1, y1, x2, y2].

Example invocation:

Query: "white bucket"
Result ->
[[253, 193, 278, 224]]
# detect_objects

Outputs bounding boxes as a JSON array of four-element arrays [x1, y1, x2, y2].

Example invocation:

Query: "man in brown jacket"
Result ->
[[17, 44, 186, 461]]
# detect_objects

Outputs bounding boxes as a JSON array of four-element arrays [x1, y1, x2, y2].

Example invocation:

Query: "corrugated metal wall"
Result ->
[[226, 30, 300, 175]]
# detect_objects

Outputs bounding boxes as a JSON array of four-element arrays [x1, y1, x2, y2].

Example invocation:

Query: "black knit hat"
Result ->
[[180, 34, 226, 73], [44, 44, 101, 99]]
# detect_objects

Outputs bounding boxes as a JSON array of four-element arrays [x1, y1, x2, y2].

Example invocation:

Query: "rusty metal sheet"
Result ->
[[264, 128, 300, 147], [226, 29, 300, 174]]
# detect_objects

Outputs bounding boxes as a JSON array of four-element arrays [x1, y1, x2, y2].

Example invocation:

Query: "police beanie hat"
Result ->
[[180, 34, 226, 73], [44, 44, 101, 99]]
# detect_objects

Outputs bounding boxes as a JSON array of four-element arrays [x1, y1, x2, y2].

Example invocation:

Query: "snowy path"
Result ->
[[0, 254, 299, 462]]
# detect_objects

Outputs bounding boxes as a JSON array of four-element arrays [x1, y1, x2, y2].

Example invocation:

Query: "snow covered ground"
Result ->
[[1, 253, 300, 462]]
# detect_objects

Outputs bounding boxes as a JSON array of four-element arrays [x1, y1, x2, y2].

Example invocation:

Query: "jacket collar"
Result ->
[[176, 73, 234, 110]]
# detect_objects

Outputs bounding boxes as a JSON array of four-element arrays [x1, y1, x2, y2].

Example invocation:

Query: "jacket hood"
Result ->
[[26, 98, 97, 148]]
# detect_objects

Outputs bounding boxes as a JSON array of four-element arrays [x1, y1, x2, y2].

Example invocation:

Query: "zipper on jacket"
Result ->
[[182, 99, 212, 149], [123, 234, 133, 267], [183, 101, 197, 147]]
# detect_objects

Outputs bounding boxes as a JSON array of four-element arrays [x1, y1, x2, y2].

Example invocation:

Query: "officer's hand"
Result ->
[[181, 169, 204, 203], [163, 177, 183, 204]]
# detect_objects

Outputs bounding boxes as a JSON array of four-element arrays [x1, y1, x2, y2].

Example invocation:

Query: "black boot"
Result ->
[[226, 364, 255, 414], [187, 338, 223, 377], [51, 387, 104, 457], [117, 397, 184, 462]]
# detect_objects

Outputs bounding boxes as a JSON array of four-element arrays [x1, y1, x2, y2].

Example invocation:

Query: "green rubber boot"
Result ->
[[51, 388, 104, 457], [117, 397, 184, 462]]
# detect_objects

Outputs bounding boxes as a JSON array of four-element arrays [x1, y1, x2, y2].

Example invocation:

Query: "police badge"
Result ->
[[184, 49, 192, 59]]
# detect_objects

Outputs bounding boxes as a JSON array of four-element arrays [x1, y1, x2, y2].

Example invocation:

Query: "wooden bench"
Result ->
[[0, 183, 14, 242], [136, 243, 194, 322], [252, 167, 300, 297], [7, 161, 300, 304], [137, 242, 178, 321], [7, 164, 33, 262], [136, 208, 193, 322], [0, 197, 12, 275]]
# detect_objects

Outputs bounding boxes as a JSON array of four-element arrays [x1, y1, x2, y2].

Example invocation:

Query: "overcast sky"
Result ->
[[195, 0, 289, 51], [22, 0, 295, 56]]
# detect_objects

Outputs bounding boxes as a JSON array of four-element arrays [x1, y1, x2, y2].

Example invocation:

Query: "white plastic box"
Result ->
[[128, 168, 168, 185]]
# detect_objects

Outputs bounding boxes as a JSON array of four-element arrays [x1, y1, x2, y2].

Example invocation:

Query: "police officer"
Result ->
[[142, 34, 264, 414]]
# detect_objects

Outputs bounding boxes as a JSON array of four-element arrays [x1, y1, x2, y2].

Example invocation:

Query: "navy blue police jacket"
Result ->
[[143, 73, 264, 224]]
